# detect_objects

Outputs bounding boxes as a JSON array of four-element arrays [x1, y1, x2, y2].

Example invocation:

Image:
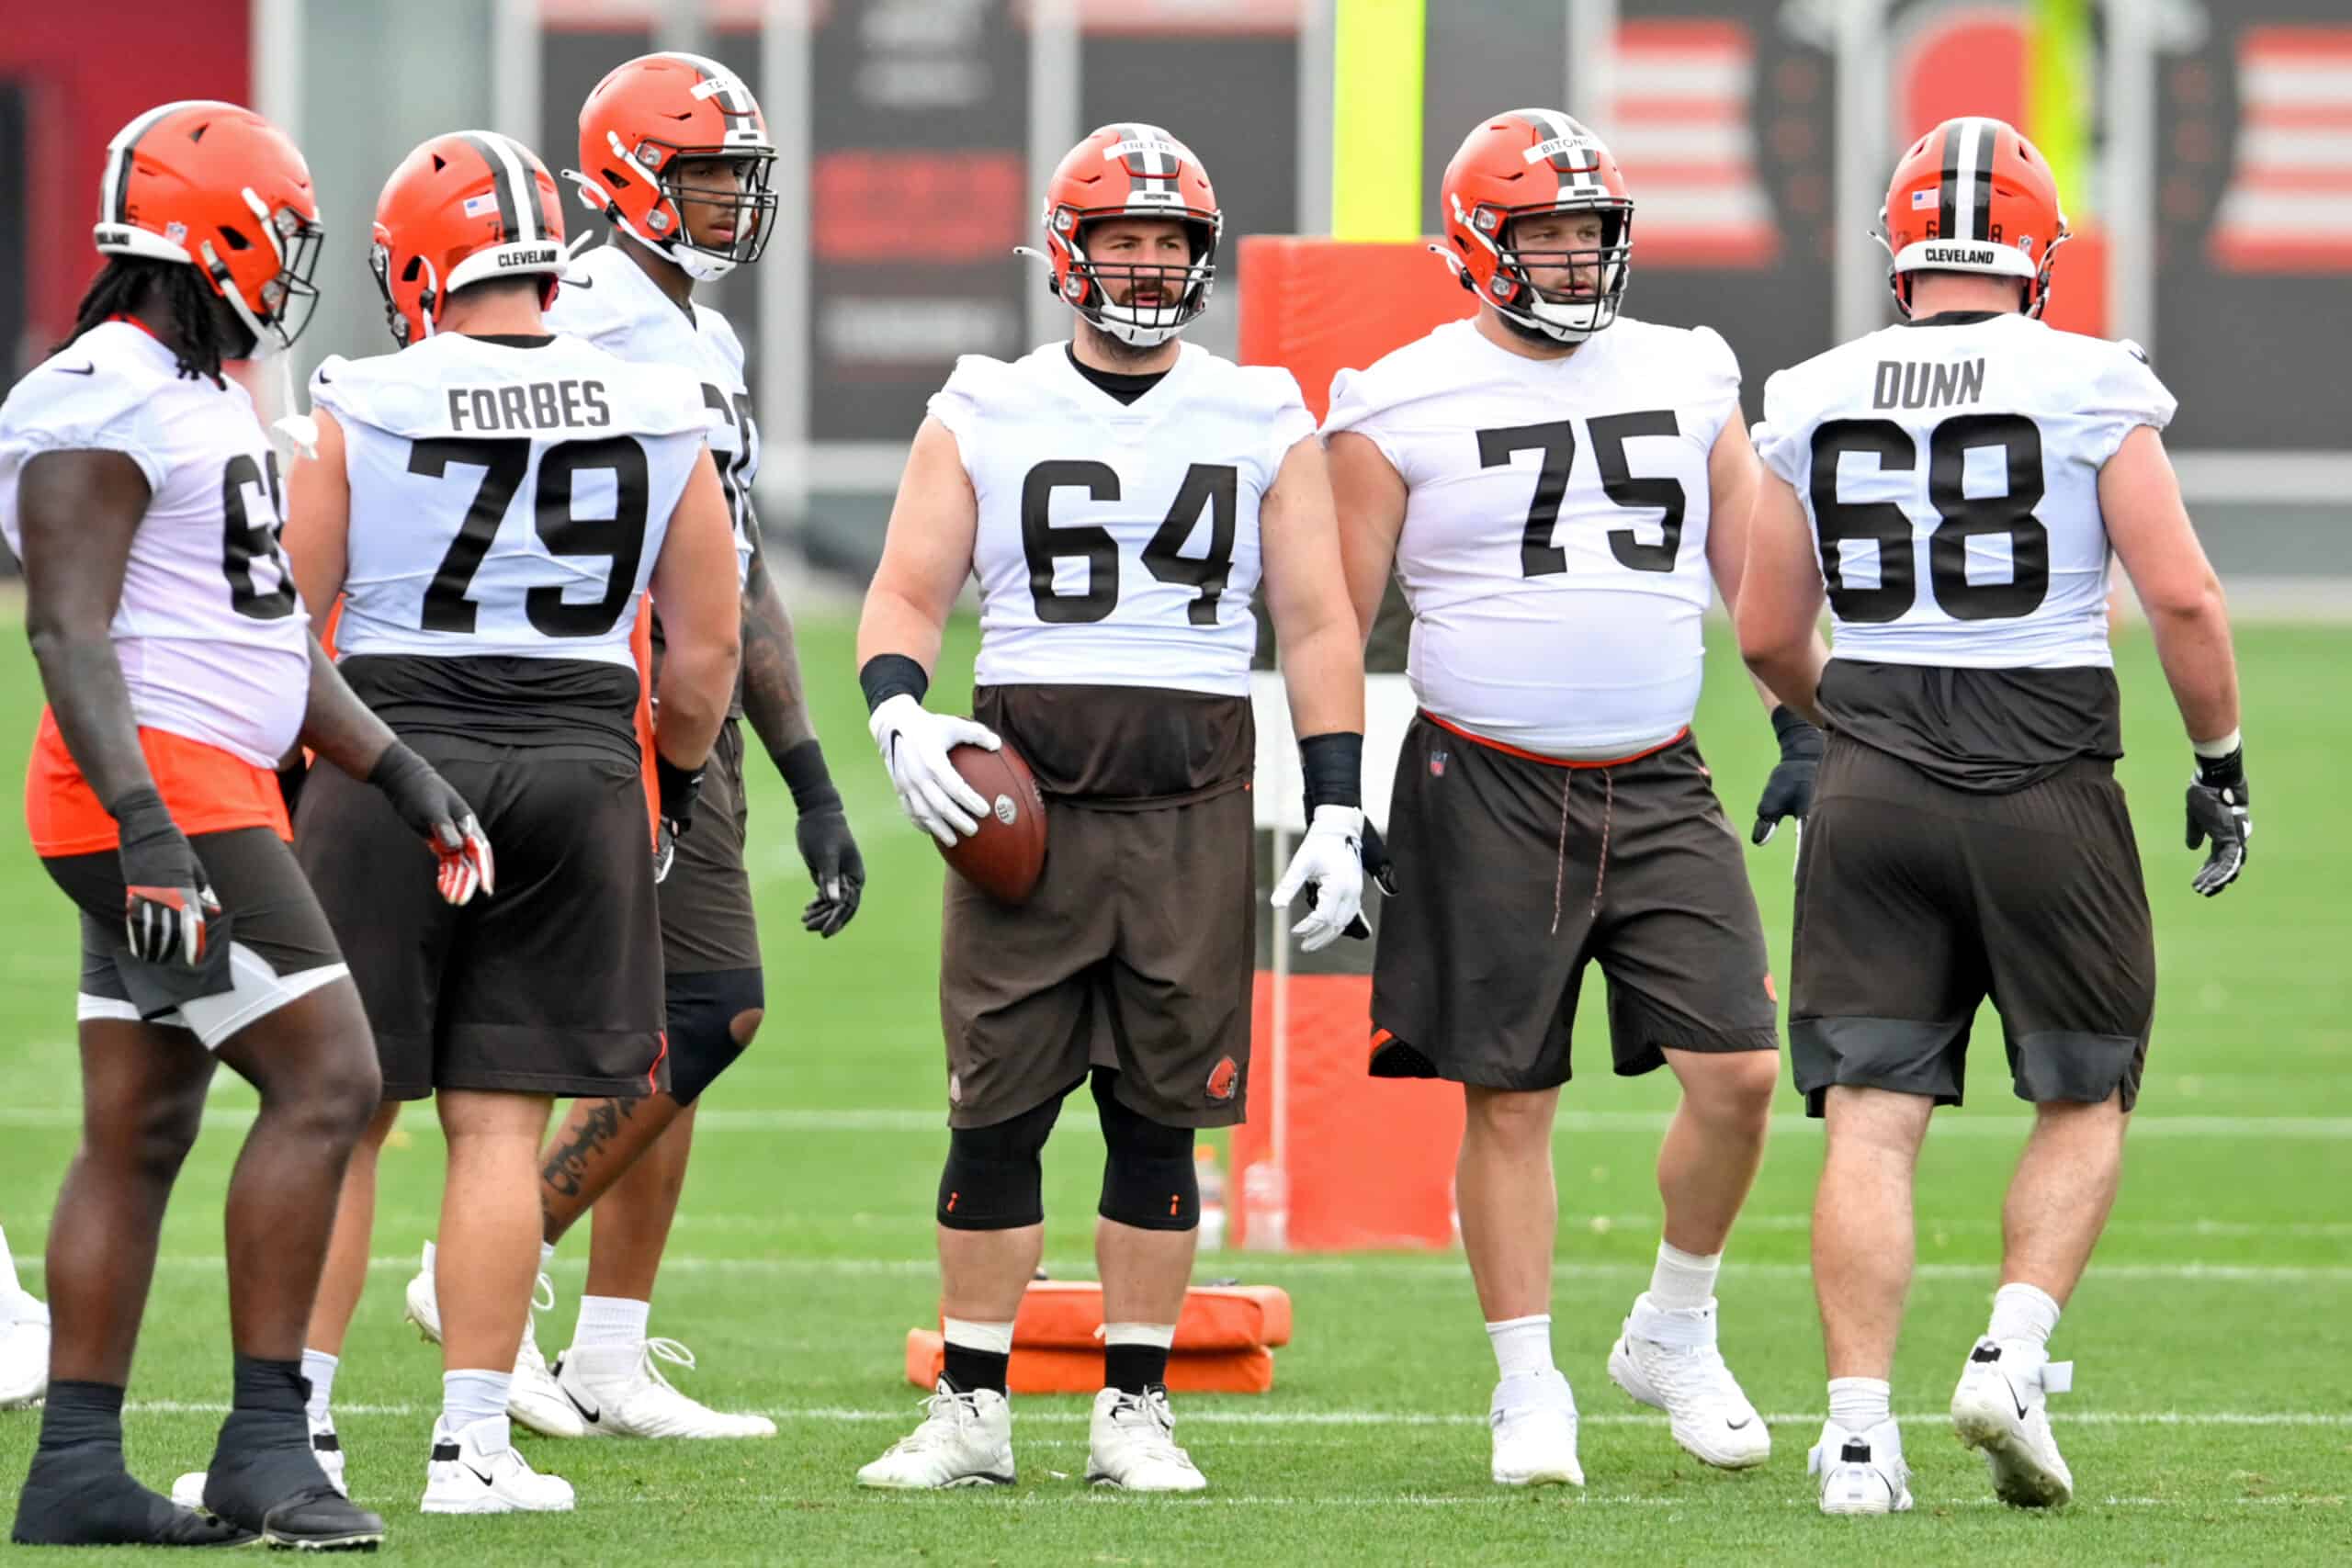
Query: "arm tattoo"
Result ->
[[737, 514, 818, 756]]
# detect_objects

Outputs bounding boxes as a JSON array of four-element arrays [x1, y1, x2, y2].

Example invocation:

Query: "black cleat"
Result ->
[[260, 1488, 385, 1553], [12, 1447, 256, 1548]]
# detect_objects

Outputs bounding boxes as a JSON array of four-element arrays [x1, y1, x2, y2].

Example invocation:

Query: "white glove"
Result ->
[[1271, 805, 1367, 953], [868, 693, 1001, 848]]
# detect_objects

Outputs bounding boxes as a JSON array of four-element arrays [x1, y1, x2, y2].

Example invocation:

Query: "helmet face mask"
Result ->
[[1034, 123, 1223, 349], [574, 54, 777, 283], [1441, 110, 1636, 345]]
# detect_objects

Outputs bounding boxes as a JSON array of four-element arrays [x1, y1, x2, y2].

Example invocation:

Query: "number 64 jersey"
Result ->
[[931, 342, 1314, 697]]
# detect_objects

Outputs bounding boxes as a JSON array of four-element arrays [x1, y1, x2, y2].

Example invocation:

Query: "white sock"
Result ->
[[1102, 1322, 1176, 1349], [443, 1369, 512, 1433], [1486, 1314, 1555, 1381], [301, 1348, 338, 1424], [1827, 1376, 1892, 1433], [1985, 1281, 2062, 1348], [1647, 1240, 1723, 1314], [942, 1316, 1016, 1356], [573, 1294, 651, 1354]]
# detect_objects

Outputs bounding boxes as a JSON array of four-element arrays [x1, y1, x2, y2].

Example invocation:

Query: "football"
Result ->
[[940, 739, 1047, 904]]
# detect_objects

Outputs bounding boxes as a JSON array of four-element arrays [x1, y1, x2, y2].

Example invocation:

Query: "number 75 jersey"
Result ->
[[314, 331, 712, 671], [1753, 312, 2176, 670], [930, 343, 1315, 697]]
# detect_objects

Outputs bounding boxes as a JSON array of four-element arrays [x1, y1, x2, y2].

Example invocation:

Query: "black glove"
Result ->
[[779, 739, 864, 937], [111, 787, 219, 968], [653, 750, 704, 885], [276, 757, 310, 823], [1752, 705, 1824, 845], [2185, 745, 2250, 897], [368, 741, 494, 905]]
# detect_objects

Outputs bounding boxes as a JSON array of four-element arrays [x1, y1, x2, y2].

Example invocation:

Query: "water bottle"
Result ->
[[1195, 1145, 1227, 1253], [1240, 1161, 1288, 1252]]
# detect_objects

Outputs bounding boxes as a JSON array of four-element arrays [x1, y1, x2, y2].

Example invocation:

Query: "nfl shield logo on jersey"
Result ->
[[1430, 749, 1449, 778]]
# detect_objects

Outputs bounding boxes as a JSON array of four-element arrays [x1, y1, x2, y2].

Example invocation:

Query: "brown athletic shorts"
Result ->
[[1370, 715, 1780, 1090], [47, 828, 348, 1051], [297, 739, 666, 1100], [660, 717, 761, 974], [939, 787, 1255, 1130], [1790, 736, 2154, 1116]]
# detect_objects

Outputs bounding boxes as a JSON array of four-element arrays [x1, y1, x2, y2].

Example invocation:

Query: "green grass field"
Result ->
[[1, 608, 2346, 1565]]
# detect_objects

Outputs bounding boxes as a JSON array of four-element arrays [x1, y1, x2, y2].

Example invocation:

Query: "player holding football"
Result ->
[[394, 50, 860, 1445], [269, 130, 741, 1514], [1738, 117, 2249, 1515], [1327, 110, 1820, 1487], [854, 122, 1368, 1493], [4, 102, 492, 1551]]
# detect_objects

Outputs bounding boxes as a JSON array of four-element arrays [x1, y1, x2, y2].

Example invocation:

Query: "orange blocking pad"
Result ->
[[905, 1331, 1277, 1395], [1235, 234, 1473, 420], [986, 1280, 1291, 1352]]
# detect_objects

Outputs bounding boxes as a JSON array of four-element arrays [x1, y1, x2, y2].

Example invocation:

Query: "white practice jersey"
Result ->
[[1753, 312, 2175, 671], [314, 331, 711, 669], [0, 321, 310, 768], [547, 243, 757, 585], [1325, 317, 1741, 757], [931, 342, 1315, 696]]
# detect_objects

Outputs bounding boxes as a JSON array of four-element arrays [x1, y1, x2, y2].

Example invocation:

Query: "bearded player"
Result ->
[[854, 123, 1369, 1493], [1327, 111, 1826, 1487], [1739, 117, 2247, 1515]]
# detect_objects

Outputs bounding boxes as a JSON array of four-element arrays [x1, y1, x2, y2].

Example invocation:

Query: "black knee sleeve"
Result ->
[[937, 1092, 1065, 1230], [1092, 1068, 1198, 1232], [663, 967, 764, 1106]]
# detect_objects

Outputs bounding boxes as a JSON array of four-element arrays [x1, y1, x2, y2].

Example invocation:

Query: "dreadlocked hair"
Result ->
[[58, 257, 244, 384]]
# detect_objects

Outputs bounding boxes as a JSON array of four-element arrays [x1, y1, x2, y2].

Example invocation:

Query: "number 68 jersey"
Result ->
[[930, 342, 1315, 696], [1752, 311, 2176, 670], [0, 320, 311, 770], [314, 330, 711, 671]]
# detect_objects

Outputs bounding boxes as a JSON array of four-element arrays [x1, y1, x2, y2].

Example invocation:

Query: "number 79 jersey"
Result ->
[[929, 343, 1315, 697], [314, 331, 712, 670], [1752, 312, 2176, 671]]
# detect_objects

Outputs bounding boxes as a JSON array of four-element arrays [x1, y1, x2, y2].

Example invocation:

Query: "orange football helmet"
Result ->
[[570, 52, 776, 281], [1439, 109, 1634, 343], [1879, 116, 2070, 319], [369, 130, 568, 348], [94, 99, 323, 352], [1025, 122, 1221, 347]]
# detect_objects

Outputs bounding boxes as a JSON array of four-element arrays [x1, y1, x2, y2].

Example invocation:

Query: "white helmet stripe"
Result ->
[[452, 130, 541, 243], [663, 51, 756, 118], [102, 99, 217, 225], [1953, 117, 1987, 243]]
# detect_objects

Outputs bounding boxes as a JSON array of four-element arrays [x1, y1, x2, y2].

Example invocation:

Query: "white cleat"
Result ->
[[553, 1337, 776, 1439], [172, 1413, 348, 1511], [1950, 1337, 2075, 1508], [1488, 1370, 1584, 1487], [0, 1286, 47, 1409], [402, 1240, 584, 1439], [1811, 1417, 1914, 1516], [1085, 1386, 1207, 1493], [1607, 1293, 1770, 1469], [420, 1416, 574, 1514], [855, 1380, 1015, 1489]]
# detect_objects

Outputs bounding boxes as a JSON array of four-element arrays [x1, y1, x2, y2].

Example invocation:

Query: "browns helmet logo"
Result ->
[[1205, 1056, 1238, 1101]]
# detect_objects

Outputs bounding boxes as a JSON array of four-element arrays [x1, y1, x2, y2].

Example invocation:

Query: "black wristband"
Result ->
[[2194, 745, 2245, 791], [776, 739, 842, 815], [105, 784, 170, 829], [1298, 731, 1363, 814], [858, 654, 930, 715], [655, 752, 705, 829], [366, 739, 432, 795]]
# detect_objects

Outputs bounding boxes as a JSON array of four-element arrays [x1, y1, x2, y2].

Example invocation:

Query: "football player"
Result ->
[[397, 51, 859, 1442], [1326, 110, 1818, 1487], [4, 101, 490, 1551], [266, 130, 741, 1515], [1, 1224, 50, 1411], [854, 123, 1369, 1493], [1738, 117, 2248, 1515]]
